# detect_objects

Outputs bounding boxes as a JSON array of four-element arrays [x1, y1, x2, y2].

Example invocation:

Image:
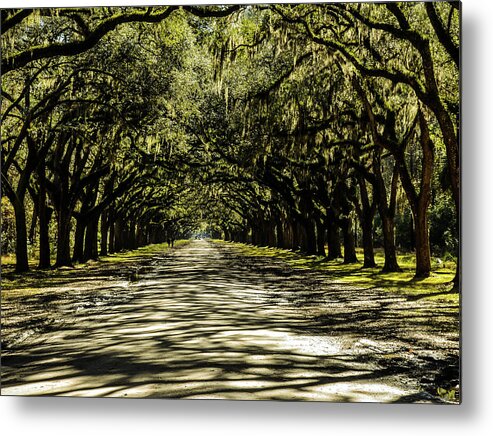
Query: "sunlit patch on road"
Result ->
[[1, 240, 459, 402]]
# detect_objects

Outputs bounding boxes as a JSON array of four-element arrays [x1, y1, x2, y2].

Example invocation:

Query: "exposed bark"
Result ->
[[361, 214, 376, 268], [72, 217, 86, 263], [414, 203, 431, 279], [114, 217, 123, 252], [327, 211, 342, 260], [300, 219, 317, 255], [37, 164, 52, 269], [55, 209, 73, 267], [108, 219, 115, 253], [380, 213, 400, 273], [100, 210, 109, 256], [275, 220, 285, 248], [356, 176, 377, 268], [28, 205, 38, 245], [316, 218, 326, 257], [340, 217, 358, 264], [83, 215, 99, 261], [13, 197, 29, 273], [4, 148, 40, 272]]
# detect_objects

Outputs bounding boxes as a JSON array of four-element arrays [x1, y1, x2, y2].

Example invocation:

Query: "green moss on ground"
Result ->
[[220, 241, 459, 304]]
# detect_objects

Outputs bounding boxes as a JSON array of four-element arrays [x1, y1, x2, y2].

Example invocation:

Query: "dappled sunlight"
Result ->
[[215, 330, 344, 357], [231, 242, 457, 298], [2, 240, 458, 402]]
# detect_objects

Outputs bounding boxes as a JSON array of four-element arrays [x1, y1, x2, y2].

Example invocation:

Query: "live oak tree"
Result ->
[[1, 3, 460, 291]]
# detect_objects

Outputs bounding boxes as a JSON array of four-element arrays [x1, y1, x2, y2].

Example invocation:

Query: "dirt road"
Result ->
[[1, 240, 459, 402]]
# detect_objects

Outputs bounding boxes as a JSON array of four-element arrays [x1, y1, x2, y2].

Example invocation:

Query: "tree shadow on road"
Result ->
[[1, 241, 459, 403]]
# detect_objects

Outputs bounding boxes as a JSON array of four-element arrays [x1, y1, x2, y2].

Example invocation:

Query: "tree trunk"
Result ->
[[276, 220, 284, 248], [408, 215, 415, 251], [251, 226, 258, 245], [73, 217, 86, 262], [414, 201, 431, 278], [292, 220, 300, 250], [37, 166, 51, 269], [122, 222, 129, 250], [316, 218, 326, 256], [83, 216, 99, 261], [261, 220, 269, 246], [302, 219, 317, 255], [28, 205, 38, 246], [327, 218, 342, 260], [128, 220, 137, 250], [356, 176, 377, 268], [13, 197, 29, 273], [375, 160, 401, 273], [452, 260, 460, 291], [282, 220, 294, 249], [100, 211, 108, 256], [361, 213, 376, 268], [55, 210, 72, 267], [341, 218, 358, 264], [267, 218, 277, 247], [380, 213, 401, 272], [298, 221, 308, 253], [114, 217, 123, 252], [135, 222, 144, 247], [109, 220, 115, 253]]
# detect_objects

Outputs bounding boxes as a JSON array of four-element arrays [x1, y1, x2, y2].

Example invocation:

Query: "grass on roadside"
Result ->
[[219, 240, 459, 304], [98, 240, 189, 264], [1, 240, 189, 296]]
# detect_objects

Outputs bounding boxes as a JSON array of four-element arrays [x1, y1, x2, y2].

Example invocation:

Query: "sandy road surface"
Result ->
[[1, 240, 459, 402]]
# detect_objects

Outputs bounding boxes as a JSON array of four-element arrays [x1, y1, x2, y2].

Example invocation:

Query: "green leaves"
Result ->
[[2, 4, 459, 270]]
